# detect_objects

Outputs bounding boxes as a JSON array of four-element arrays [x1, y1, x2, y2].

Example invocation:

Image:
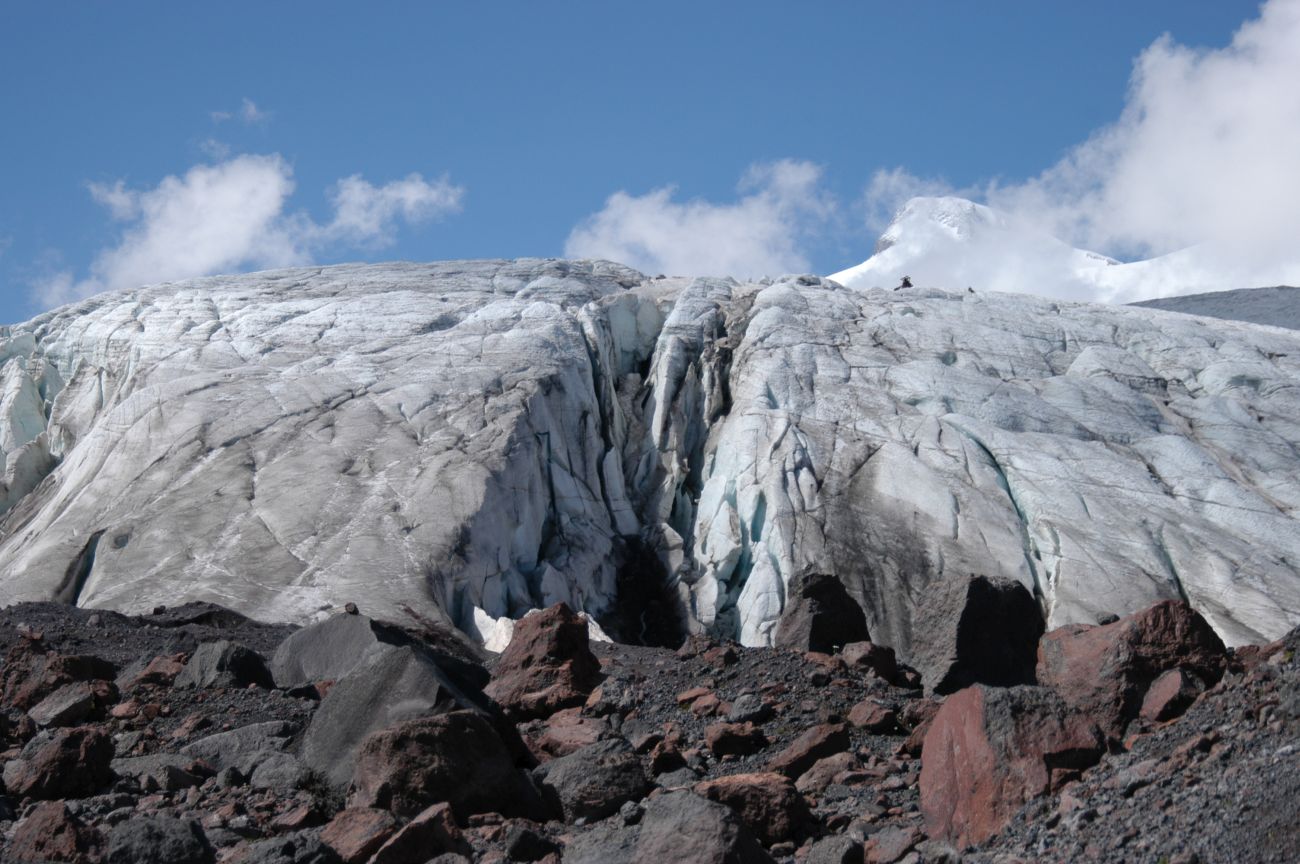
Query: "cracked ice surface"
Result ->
[[0, 259, 1297, 658]]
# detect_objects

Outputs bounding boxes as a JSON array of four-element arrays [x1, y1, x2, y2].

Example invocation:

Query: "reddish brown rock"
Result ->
[[767, 723, 850, 778], [8, 800, 103, 862], [2, 649, 117, 710], [484, 603, 601, 720], [695, 772, 811, 844], [841, 641, 899, 683], [649, 737, 687, 774], [794, 752, 857, 794], [919, 685, 1105, 848], [1139, 668, 1203, 722], [127, 654, 188, 689], [368, 803, 470, 864], [348, 710, 548, 820], [320, 808, 399, 864], [1037, 600, 1226, 739], [900, 697, 944, 757], [703, 721, 768, 757], [848, 700, 898, 733], [535, 707, 608, 758], [2, 725, 114, 800], [864, 825, 921, 863]]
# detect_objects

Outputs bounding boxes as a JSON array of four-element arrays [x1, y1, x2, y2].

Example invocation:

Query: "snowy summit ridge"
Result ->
[[831, 195, 1296, 304]]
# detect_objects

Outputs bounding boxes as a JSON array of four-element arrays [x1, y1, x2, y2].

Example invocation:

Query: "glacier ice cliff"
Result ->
[[0, 258, 1298, 664]]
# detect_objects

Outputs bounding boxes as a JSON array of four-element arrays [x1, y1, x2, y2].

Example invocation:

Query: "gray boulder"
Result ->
[[106, 816, 214, 864], [565, 790, 772, 864], [532, 738, 650, 822], [301, 643, 484, 789], [180, 720, 298, 783], [174, 640, 274, 690]]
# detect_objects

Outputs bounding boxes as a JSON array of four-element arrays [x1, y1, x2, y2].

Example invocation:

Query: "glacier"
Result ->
[[0, 256, 1298, 669]]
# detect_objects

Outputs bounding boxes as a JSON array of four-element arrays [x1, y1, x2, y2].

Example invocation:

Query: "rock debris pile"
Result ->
[[0, 596, 1294, 863]]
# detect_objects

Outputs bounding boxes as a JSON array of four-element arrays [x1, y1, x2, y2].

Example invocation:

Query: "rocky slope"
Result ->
[[0, 599, 1294, 863], [1, 259, 1299, 667]]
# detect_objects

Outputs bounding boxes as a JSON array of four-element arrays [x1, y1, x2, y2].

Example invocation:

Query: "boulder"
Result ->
[[919, 685, 1105, 848], [532, 738, 650, 822], [1037, 600, 1227, 739], [301, 643, 487, 788], [804, 836, 862, 864], [2, 725, 113, 800], [909, 574, 1043, 694], [841, 641, 899, 683], [348, 710, 548, 820], [794, 752, 857, 794], [181, 720, 297, 780], [233, 831, 342, 864], [8, 800, 103, 863], [767, 723, 850, 778], [864, 825, 922, 864], [535, 706, 608, 757], [2, 651, 117, 710], [704, 722, 768, 757], [484, 603, 602, 720], [847, 700, 898, 733], [111, 753, 206, 792], [174, 640, 274, 689], [773, 573, 870, 654], [695, 772, 811, 845], [319, 809, 398, 864], [564, 790, 773, 864], [367, 803, 470, 864], [27, 681, 103, 727], [106, 816, 214, 864]]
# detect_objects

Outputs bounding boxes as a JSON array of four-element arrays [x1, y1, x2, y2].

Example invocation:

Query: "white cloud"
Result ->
[[211, 98, 271, 126], [240, 98, 269, 125], [38, 155, 464, 307], [325, 173, 464, 248], [565, 159, 833, 279]]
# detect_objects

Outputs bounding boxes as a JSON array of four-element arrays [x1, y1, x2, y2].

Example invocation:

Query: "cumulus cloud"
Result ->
[[565, 159, 833, 279], [993, 0, 1300, 267], [39, 155, 463, 307]]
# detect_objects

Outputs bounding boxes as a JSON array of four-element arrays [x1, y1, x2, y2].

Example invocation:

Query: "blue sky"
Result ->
[[0, 1, 1289, 324]]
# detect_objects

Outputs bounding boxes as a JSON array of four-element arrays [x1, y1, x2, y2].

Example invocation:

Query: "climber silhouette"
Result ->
[[896, 276, 913, 291]]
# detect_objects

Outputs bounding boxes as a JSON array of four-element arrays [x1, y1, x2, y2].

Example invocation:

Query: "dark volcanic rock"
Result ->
[[106, 816, 215, 864], [2, 725, 113, 800], [564, 790, 773, 864], [1037, 600, 1226, 739], [174, 640, 274, 689], [773, 572, 870, 654], [909, 574, 1043, 694], [919, 684, 1105, 848], [302, 642, 486, 788], [532, 738, 650, 822], [484, 602, 602, 720], [2, 649, 117, 710], [348, 710, 548, 820], [236, 831, 342, 864]]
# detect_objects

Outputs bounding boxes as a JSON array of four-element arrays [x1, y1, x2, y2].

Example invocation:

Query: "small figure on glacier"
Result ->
[[896, 275, 913, 291], [967, 286, 976, 294]]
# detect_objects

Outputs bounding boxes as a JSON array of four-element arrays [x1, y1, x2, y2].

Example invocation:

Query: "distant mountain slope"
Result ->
[[1132, 285, 1300, 330]]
